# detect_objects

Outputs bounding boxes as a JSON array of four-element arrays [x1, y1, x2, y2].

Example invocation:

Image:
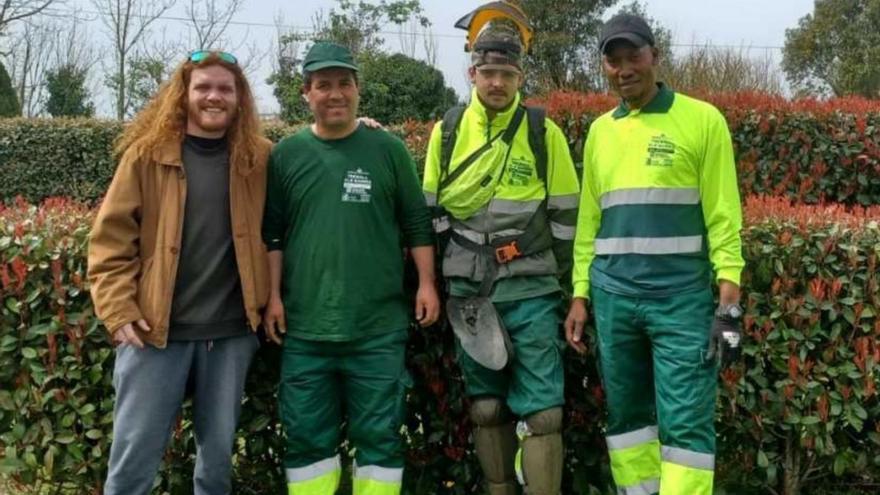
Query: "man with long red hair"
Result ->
[[88, 51, 272, 495]]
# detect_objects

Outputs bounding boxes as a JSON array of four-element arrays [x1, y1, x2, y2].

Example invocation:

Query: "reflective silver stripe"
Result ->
[[617, 478, 660, 495], [286, 456, 341, 482], [606, 426, 659, 450], [594, 236, 703, 255], [548, 193, 579, 210], [600, 187, 700, 210], [489, 198, 542, 215], [551, 222, 575, 240], [452, 228, 485, 245], [433, 216, 450, 233], [424, 191, 437, 206], [661, 446, 715, 471], [490, 228, 525, 240], [354, 464, 403, 483]]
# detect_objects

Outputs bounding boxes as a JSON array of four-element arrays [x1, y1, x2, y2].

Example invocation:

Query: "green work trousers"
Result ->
[[279, 330, 410, 495], [457, 293, 565, 417], [591, 285, 716, 495]]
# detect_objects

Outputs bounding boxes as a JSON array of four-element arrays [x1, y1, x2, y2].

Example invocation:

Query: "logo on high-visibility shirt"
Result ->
[[646, 134, 676, 167], [342, 168, 372, 203], [507, 157, 533, 186]]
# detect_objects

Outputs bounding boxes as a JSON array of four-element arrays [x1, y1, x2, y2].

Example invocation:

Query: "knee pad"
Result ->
[[470, 397, 510, 427], [524, 407, 562, 435]]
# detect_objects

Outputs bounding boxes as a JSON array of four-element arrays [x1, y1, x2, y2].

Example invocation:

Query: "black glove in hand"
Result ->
[[708, 303, 743, 367]]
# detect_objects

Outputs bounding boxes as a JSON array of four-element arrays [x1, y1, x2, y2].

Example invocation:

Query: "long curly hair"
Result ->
[[115, 52, 263, 173]]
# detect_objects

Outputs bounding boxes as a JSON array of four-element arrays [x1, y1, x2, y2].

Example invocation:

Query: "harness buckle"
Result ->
[[495, 241, 522, 264]]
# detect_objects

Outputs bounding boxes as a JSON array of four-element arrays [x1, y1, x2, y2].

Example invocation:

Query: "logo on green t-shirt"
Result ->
[[342, 168, 372, 203], [646, 134, 676, 167]]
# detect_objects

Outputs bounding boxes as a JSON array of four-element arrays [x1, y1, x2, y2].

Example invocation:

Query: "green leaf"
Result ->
[[5, 297, 20, 314], [757, 450, 769, 468], [54, 432, 75, 444], [801, 416, 821, 425], [833, 454, 847, 476], [21, 347, 37, 359]]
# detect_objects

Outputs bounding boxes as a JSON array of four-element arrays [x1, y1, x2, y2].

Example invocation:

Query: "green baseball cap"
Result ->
[[302, 41, 359, 73]]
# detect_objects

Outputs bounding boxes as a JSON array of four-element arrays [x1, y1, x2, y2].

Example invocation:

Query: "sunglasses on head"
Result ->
[[188, 50, 238, 65]]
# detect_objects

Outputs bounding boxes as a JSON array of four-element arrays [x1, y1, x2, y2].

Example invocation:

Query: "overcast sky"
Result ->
[[61, 0, 815, 117]]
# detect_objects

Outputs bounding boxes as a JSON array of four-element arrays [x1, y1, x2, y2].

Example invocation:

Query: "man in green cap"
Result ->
[[422, 2, 580, 494], [262, 41, 439, 495]]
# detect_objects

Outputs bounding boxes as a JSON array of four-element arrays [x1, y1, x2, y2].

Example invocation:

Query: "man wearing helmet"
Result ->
[[422, 3, 580, 494]]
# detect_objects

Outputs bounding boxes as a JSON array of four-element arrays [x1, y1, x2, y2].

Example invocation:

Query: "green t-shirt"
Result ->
[[263, 124, 433, 342]]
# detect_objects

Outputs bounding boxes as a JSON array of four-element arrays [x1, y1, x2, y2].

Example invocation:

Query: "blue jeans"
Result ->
[[104, 334, 259, 495]]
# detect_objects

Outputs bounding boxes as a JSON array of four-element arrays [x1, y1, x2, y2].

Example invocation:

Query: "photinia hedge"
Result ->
[[3, 90, 880, 206], [0, 196, 877, 494]]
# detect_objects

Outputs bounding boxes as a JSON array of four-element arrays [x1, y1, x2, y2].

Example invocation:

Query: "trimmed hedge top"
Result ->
[[3, 90, 880, 205]]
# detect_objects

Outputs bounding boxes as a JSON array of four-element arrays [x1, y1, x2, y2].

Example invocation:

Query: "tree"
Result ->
[[92, 0, 175, 120], [517, 0, 619, 93], [185, 0, 244, 50], [0, 61, 20, 116], [0, 0, 58, 37], [126, 56, 170, 113], [311, 0, 428, 58], [267, 14, 308, 123], [358, 52, 457, 124], [268, 0, 431, 122], [4, 19, 56, 116], [783, 0, 880, 97], [662, 44, 783, 95], [45, 64, 94, 117]]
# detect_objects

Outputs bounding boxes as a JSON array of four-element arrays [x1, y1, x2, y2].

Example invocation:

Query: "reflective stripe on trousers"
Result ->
[[286, 456, 341, 495], [353, 463, 403, 495]]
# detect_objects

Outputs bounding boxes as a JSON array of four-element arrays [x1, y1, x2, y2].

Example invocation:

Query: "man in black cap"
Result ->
[[565, 12, 745, 495]]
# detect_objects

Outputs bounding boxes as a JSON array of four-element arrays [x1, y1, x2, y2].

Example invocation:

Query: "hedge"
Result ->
[[3, 90, 880, 206], [1, 196, 878, 494]]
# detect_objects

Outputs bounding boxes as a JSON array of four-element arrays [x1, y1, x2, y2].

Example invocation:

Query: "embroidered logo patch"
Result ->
[[646, 134, 676, 167], [342, 168, 372, 203]]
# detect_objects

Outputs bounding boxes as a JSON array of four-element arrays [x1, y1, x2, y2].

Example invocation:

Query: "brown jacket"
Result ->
[[87, 137, 272, 348]]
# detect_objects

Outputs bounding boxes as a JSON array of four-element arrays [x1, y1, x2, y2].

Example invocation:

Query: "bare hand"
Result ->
[[263, 294, 287, 345], [564, 298, 589, 355], [719, 279, 741, 306], [113, 319, 151, 349], [415, 282, 440, 327], [358, 116, 385, 130]]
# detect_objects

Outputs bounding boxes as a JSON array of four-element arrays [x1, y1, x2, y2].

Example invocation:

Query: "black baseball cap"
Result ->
[[599, 13, 655, 54]]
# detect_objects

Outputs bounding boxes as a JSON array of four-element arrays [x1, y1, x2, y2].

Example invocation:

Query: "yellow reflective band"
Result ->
[[608, 439, 661, 488], [617, 478, 660, 495], [286, 456, 341, 495], [352, 476, 402, 495], [660, 460, 713, 495]]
